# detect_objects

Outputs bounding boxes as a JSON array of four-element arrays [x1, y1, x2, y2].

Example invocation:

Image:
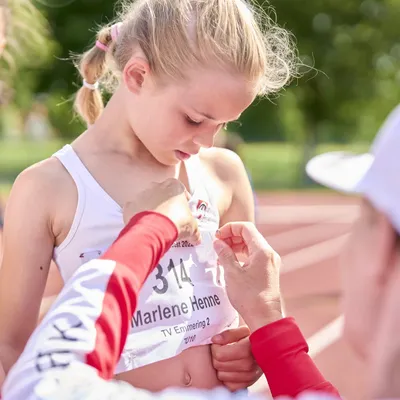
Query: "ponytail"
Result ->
[[74, 25, 115, 125]]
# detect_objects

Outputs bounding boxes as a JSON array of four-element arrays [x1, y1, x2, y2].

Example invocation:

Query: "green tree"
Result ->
[[277, 0, 400, 139], [0, 0, 56, 137], [238, 0, 400, 184]]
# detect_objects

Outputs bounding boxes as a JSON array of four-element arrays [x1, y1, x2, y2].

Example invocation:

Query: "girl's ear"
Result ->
[[123, 56, 150, 95]]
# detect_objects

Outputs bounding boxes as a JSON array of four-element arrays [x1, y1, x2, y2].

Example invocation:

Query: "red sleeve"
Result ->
[[102, 210, 178, 295], [86, 211, 177, 378], [250, 317, 341, 398]]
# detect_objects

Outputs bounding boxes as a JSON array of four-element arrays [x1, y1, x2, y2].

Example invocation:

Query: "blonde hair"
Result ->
[[74, 0, 298, 125]]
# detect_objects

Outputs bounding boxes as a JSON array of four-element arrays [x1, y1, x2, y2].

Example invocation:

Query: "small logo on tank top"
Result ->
[[79, 249, 102, 264], [196, 200, 208, 220]]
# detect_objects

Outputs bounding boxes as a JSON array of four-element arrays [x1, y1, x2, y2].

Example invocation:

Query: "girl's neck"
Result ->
[[85, 89, 139, 157], [75, 87, 189, 190], [83, 88, 173, 170]]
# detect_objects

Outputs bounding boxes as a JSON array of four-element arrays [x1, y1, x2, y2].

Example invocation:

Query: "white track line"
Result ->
[[258, 205, 359, 215], [266, 214, 353, 254], [257, 205, 359, 225], [281, 233, 350, 274], [308, 315, 344, 358]]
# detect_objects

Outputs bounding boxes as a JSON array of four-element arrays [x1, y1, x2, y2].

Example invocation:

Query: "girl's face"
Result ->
[[122, 62, 257, 166]]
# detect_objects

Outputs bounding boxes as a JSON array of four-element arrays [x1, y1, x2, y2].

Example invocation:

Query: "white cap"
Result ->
[[306, 104, 400, 234]]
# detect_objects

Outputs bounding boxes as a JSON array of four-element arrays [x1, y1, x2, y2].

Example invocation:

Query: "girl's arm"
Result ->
[[0, 164, 57, 380]]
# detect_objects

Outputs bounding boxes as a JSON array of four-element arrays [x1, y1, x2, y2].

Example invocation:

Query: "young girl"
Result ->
[[0, 0, 297, 393]]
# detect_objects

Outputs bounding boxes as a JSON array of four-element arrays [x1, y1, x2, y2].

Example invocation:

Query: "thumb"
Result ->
[[212, 326, 251, 345], [213, 239, 240, 268]]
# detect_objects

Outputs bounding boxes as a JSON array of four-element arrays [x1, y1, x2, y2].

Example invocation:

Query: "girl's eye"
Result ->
[[186, 115, 202, 126]]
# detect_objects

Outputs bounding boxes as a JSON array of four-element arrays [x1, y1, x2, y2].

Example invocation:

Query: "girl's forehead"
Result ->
[[168, 69, 257, 116]]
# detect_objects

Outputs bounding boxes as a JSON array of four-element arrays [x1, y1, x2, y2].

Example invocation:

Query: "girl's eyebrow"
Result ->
[[191, 108, 216, 121], [192, 108, 242, 122]]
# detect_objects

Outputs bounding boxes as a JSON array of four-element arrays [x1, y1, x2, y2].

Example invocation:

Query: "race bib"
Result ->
[[116, 230, 239, 372]]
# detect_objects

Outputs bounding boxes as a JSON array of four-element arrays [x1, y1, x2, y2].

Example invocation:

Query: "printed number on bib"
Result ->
[[152, 258, 194, 294]]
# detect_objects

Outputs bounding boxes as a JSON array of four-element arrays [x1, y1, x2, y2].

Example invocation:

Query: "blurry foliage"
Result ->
[[3, 0, 400, 144], [256, 0, 400, 146], [32, 0, 116, 137], [0, 0, 57, 106]]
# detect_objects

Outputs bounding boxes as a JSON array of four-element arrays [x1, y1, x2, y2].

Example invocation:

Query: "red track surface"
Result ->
[[0, 192, 366, 399]]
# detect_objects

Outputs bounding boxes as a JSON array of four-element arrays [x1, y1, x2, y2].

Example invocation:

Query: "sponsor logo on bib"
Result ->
[[196, 200, 208, 220]]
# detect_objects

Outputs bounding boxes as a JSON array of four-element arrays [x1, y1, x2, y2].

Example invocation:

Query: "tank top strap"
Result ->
[[184, 154, 218, 212], [52, 144, 120, 212], [52, 145, 88, 194], [184, 154, 202, 195]]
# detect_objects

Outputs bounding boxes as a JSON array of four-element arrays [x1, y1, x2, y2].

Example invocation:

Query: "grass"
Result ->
[[242, 143, 301, 190], [241, 142, 369, 190], [0, 139, 370, 196], [0, 139, 68, 181]]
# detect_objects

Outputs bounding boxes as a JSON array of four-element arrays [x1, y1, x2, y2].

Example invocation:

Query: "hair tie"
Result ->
[[95, 40, 108, 52], [83, 80, 99, 91], [111, 22, 122, 42]]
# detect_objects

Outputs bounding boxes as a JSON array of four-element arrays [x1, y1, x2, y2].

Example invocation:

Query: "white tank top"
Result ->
[[52, 145, 239, 373]]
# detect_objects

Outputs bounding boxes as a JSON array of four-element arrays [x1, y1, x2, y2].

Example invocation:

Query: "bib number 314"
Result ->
[[152, 258, 194, 294]]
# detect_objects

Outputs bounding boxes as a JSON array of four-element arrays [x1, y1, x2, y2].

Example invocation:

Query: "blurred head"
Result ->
[[306, 104, 400, 358], [0, 4, 8, 57], [74, 0, 298, 165]]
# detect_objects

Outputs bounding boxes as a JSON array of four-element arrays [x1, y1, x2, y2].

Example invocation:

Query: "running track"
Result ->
[[0, 192, 365, 399]]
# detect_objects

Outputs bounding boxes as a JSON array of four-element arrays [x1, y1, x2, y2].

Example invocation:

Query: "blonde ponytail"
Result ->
[[74, 26, 114, 125]]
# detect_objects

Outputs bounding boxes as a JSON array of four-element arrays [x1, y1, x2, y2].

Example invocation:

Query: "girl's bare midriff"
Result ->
[[116, 345, 220, 391]]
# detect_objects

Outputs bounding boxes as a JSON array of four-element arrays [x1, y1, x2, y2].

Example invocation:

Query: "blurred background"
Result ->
[[1, 0, 400, 398], [1, 0, 400, 196]]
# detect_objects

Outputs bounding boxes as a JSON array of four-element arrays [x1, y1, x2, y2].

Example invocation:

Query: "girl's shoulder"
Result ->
[[8, 156, 77, 222], [199, 147, 254, 224], [15, 156, 74, 195], [199, 147, 248, 185]]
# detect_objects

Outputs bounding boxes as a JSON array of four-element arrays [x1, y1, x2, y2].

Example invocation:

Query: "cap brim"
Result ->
[[306, 151, 374, 194]]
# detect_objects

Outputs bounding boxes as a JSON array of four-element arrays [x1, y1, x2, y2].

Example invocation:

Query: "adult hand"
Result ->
[[211, 326, 262, 392], [123, 178, 200, 244], [213, 222, 283, 332]]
